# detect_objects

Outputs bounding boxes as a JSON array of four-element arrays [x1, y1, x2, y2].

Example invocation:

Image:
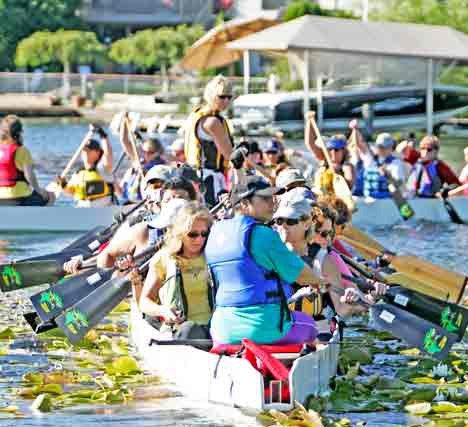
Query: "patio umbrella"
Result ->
[[180, 12, 280, 71]]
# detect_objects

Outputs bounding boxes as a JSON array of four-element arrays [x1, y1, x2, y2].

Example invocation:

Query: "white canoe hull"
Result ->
[[130, 304, 340, 412], [0, 206, 122, 232], [353, 196, 468, 227]]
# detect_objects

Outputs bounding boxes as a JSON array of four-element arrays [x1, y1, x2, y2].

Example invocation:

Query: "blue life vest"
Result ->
[[205, 215, 292, 329], [363, 155, 395, 199], [143, 157, 165, 173], [121, 169, 142, 203], [408, 160, 441, 198], [147, 225, 164, 247], [353, 159, 364, 196]]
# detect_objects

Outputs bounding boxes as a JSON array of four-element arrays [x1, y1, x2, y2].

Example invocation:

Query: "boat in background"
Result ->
[[232, 85, 468, 135], [353, 196, 468, 227], [130, 303, 340, 412], [0, 206, 121, 232]]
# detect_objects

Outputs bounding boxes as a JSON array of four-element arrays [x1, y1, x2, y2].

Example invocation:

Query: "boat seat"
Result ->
[[210, 343, 302, 356]]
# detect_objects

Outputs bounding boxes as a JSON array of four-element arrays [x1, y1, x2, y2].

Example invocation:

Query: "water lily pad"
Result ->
[[105, 356, 140, 376], [405, 388, 436, 402], [404, 402, 432, 415], [0, 327, 15, 340], [22, 372, 44, 384], [31, 394, 53, 412], [432, 402, 463, 413]]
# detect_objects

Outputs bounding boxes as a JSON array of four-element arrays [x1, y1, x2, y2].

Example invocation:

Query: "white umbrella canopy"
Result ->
[[180, 12, 280, 71]]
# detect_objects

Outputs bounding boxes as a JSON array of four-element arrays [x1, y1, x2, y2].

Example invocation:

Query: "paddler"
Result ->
[[184, 75, 233, 207], [406, 135, 461, 198], [57, 125, 114, 207], [205, 177, 323, 348], [133, 202, 213, 339], [0, 115, 52, 206], [459, 147, 468, 196]]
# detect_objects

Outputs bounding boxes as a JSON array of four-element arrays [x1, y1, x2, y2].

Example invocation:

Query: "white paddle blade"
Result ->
[[109, 112, 125, 136]]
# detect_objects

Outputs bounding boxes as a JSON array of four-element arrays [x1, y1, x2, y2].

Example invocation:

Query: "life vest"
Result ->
[[158, 254, 213, 324], [72, 168, 111, 201], [121, 169, 142, 203], [0, 143, 26, 187], [363, 155, 395, 199], [147, 225, 164, 247], [205, 215, 292, 331], [353, 159, 364, 196], [314, 164, 334, 195], [184, 107, 232, 173], [407, 160, 441, 198]]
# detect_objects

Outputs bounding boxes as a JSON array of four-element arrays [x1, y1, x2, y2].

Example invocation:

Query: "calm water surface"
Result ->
[[0, 120, 467, 426]]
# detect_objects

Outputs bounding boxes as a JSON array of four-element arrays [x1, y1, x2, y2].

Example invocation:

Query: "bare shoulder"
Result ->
[[202, 116, 223, 133]]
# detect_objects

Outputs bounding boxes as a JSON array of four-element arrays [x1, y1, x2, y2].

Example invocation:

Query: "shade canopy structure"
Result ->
[[228, 15, 468, 134], [180, 12, 280, 71]]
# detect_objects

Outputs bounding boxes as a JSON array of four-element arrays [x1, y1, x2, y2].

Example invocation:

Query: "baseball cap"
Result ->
[[326, 136, 347, 151], [279, 186, 316, 205], [273, 198, 312, 220], [231, 177, 282, 205], [84, 139, 102, 151], [275, 168, 306, 189], [174, 164, 201, 183], [170, 138, 185, 153], [145, 164, 173, 185], [263, 139, 281, 154], [147, 198, 189, 229], [375, 133, 395, 149]]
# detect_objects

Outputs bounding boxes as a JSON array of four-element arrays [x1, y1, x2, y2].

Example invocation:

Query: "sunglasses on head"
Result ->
[[218, 95, 232, 100], [187, 230, 210, 239]]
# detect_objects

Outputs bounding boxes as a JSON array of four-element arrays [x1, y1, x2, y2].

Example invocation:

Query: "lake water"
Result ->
[[0, 119, 467, 426]]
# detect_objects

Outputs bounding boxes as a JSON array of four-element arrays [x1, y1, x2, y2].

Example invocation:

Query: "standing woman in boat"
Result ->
[[0, 115, 52, 206], [136, 202, 213, 340], [184, 75, 233, 207], [57, 124, 114, 207]]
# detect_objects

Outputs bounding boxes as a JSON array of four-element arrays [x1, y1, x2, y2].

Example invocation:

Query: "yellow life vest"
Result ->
[[314, 165, 334, 195], [289, 290, 324, 318], [184, 107, 232, 173], [72, 168, 111, 201]]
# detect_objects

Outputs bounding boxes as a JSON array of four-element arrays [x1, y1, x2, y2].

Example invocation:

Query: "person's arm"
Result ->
[[202, 116, 233, 160], [23, 164, 46, 197], [97, 128, 113, 175], [119, 116, 139, 166], [342, 163, 355, 189], [96, 222, 138, 269], [304, 112, 325, 161], [438, 161, 461, 186]]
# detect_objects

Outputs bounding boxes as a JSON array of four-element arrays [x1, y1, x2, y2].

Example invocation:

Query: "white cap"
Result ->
[[148, 198, 189, 229], [144, 165, 173, 186], [170, 138, 185, 153]]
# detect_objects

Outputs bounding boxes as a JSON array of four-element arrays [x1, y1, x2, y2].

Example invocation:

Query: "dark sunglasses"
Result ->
[[187, 230, 210, 239], [218, 95, 232, 100], [317, 230, 332, 238], [147, 180, 164, 189], [421, 147, 437, 152], [275, 215, 309, 226]]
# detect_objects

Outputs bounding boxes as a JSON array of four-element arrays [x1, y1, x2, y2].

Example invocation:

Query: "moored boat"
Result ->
[[352, 196, 468, 227], [0, 205, 122, 232], [130, 302, 340, 412]]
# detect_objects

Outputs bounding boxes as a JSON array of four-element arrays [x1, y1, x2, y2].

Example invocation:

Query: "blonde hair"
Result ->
[[306, 202, 338, 242], [203, 75, 232, 106], [164, 202, 213, 256]]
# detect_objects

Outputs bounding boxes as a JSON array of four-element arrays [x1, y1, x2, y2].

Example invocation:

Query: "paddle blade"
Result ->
[[62, 226, 107, 252], [0, 260, 63, 292], [371, 303, 458, 360], [332, 174, 354, 212], [23, 312, 58, 334], [386, 286, 468, 341], [30, 268, 113, 323], [443, 198, 465, 225], [55, 276, 131, 345]]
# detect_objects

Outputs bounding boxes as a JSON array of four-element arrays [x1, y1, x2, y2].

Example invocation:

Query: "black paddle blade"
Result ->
[[371, 303, 458, 360], [386, 286, 468, 341], [62, 226, 107, 252], [443, 198, 465, 225], [30, 268, 113, 323], [55, 276, 131, 345], [23, 312, 58, 334], [0, 260, 63, 292]]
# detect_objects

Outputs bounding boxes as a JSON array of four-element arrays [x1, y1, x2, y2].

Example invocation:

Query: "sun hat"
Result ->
[[145, 164, 173, 185], [147, 198, 189, 229], [375, 133, 395, 149], [231, 176, 282, 205], [279, 186, 316, 205], [276, 168, 306, 189], [273, 198, 312, 220], [326, 135, 347, 151], [170, 138, 185, 153], [263, 139, 281, 154]]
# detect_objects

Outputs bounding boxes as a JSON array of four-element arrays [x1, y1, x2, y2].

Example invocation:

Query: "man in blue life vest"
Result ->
[[205, 177, 332, 347], [359, 133, 406, 199]]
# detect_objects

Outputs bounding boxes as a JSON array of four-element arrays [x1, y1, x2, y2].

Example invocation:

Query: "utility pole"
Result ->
[[362, 0, 369, 21]]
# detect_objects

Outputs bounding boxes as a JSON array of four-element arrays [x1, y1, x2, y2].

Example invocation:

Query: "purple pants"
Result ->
[[273, 311, 318, 344]]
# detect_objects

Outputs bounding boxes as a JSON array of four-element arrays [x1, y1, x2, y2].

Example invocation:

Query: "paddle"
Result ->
[[0, 199, 147, 292], [342, 273, 468, 341], [55, 257, 152, 345], [382, 171, 415, 220], [341, 235, 467, 303], [23, 311, 57, 335], [441, 187, 465, 225], [30, 243, 160, 324], [308, 112, 354, 211]]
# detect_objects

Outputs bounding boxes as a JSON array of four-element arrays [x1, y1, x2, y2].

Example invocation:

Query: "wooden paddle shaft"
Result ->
[[308, 111, 335, 172], [60, 135, 90, 179]]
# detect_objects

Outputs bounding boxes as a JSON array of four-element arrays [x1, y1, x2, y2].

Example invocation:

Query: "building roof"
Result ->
[[228, 15, 468, 63]]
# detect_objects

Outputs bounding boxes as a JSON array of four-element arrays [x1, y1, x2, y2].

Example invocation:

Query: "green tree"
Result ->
[[0, 0, 84, 70], [283, 0, 355, 22]]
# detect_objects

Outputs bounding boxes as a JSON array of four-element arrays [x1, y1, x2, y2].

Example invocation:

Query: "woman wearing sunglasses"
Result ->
[[137, 202, 214, 340], [273, 198, 364, 319], [184, 75, 234, 207]]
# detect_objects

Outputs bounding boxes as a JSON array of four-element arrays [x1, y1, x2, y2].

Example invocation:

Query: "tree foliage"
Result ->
[[283, 0, 355, 22], [15, 30, 105, 71], [0, 0, 84, 70], [109, 25, 205, 72]]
